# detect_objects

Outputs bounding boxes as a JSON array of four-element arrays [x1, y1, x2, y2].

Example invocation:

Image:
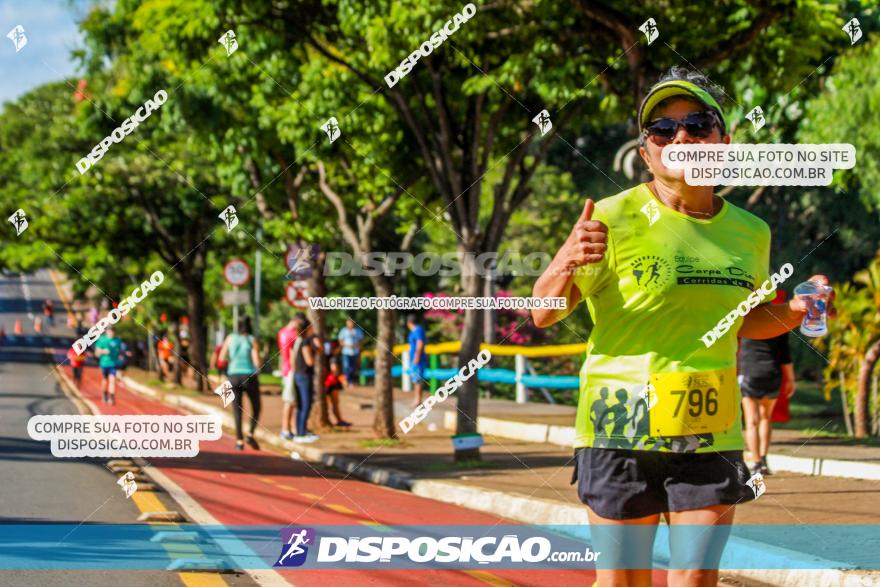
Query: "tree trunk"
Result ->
[[454, 249, 485, 461], [174, 319, 183, 386], [855, 339, 880, 438], [840, 371, 854, 437], [183, 270, 209, 393], [308, 251, 331, 431], [371, 278, 396, 438]]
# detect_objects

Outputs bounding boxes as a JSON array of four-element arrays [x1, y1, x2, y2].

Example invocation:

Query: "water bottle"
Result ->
[[793, 281, 833, 337]]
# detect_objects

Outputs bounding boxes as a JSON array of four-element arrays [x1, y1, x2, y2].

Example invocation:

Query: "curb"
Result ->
[[120, 376, 876, 587]]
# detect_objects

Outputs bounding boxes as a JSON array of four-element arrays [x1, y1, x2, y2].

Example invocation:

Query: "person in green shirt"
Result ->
[[94, 328, 123, 405], [532, 66, 834, 586]]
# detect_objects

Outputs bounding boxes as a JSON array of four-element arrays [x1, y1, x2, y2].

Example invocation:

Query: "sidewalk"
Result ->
[[352, 382, 880, 481]]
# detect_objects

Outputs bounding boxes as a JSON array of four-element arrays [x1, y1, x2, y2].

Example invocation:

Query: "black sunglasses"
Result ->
[[643, 111, 721, 143]]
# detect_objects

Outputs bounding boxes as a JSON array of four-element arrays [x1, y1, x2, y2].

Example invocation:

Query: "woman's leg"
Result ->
[[757, 398, 777, 460], [667, 504, 736, 587], [295, 375, 313, 436], [328, 389, 344, 422], [246, 376, 261, 437], [586, 505, 660, 587], [229, 375, 246, 441], [741, 397, 760, 466]]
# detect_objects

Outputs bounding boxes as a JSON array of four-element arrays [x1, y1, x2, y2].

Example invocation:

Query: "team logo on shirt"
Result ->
[[630, 255, 671, 291]]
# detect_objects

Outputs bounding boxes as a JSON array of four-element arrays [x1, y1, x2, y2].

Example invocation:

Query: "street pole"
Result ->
[[254, 227, 262, 342], [233, 286, 239, 334]]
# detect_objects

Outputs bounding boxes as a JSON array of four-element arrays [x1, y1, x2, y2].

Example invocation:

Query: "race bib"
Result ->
[[648, 367, 737, 437]]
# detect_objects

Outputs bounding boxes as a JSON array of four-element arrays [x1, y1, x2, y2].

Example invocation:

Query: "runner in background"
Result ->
[[66, 346, 85, 387], [337, 318, 364, 389], [278, 314, 300, 440], [219, 315, 262, 451], [739, 291, 795, 475], [406, 314, 428, 408], [94, 327, 122, 405], [42, 299, 54, 329], [157, 333, 174, 381], [117, 338, 133, 376]]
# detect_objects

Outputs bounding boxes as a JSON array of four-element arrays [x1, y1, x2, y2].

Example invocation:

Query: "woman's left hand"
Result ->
[[787, 274, 836, 319]]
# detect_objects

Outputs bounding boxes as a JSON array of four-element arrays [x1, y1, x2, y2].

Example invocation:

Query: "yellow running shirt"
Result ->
[[573, 183, 773, 453]]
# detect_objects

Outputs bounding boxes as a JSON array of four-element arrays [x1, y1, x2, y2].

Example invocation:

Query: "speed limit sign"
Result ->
[[224, 259, 251, 286]]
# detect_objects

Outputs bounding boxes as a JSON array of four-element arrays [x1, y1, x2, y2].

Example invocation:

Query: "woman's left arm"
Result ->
[[738, 274, 833, 339]]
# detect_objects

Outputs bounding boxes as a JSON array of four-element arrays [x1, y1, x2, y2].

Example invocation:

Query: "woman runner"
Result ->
[[532, 66, 834, 586]]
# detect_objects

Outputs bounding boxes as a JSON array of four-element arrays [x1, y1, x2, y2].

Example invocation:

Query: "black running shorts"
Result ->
[[571, 447, 754, 520]]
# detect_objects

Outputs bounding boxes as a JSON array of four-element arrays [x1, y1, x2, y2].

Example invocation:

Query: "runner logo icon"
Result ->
[[843, 18, 862, 45], [275, 527, 316, 567], [631, 255, 671, 291], [6, 25, 27, 52], [8, 208, 28, 236], [219, 30, 238, 55], [532, 110, 552, 136], [638, 18, 659, 45], [640, 199, 660, 226]]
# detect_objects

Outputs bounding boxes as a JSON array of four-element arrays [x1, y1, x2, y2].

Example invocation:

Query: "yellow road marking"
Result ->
[[276, 484, 297, 491], [179, 573, 229, 587], [259, 477, 277, 484], [129, 482, 226, 584], [300, 492, 322, 500], [326, 503, 356, 515], [131, 491, 168, 515], [463, 570, 518, 586]]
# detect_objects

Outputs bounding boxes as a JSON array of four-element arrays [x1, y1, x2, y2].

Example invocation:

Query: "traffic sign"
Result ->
[[224, 259, 251, 286], [285, 281, 308, 309], [222, 289, 250, 306]]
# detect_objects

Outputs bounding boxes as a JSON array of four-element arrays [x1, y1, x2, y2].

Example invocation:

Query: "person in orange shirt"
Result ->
[[67, 346, 85, 387], [157, 333, 174, 380]]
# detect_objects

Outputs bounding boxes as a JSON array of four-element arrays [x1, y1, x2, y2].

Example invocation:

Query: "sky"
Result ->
[[0, 0, 92, 107]]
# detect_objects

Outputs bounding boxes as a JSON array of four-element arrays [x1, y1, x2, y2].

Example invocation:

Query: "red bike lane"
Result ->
[[61, 362, 671, 587]]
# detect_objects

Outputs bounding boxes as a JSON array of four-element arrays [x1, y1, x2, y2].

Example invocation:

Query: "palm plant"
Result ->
[[818, 255, 880, 437]]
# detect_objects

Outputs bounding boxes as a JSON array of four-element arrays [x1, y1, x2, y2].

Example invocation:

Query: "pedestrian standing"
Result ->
[[337, 318, 364, 388], [220, 315, 262, 451], [406, 314, 428, 407], [292, 317, 320, 443], [278, 315, 299, 440]]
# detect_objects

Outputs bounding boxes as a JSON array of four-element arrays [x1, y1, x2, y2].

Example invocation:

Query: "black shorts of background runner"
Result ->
[[228, 374, 261, 441], [739, 334, 791, 399], [571, 447, 754, 520]]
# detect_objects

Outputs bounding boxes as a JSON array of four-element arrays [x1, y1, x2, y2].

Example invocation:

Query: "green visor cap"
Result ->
[[638, 80, 727, 134]]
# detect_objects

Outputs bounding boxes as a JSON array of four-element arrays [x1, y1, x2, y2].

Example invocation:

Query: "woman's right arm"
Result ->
[[219, 337, 230, 362], [532, 199, 608, 328]]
